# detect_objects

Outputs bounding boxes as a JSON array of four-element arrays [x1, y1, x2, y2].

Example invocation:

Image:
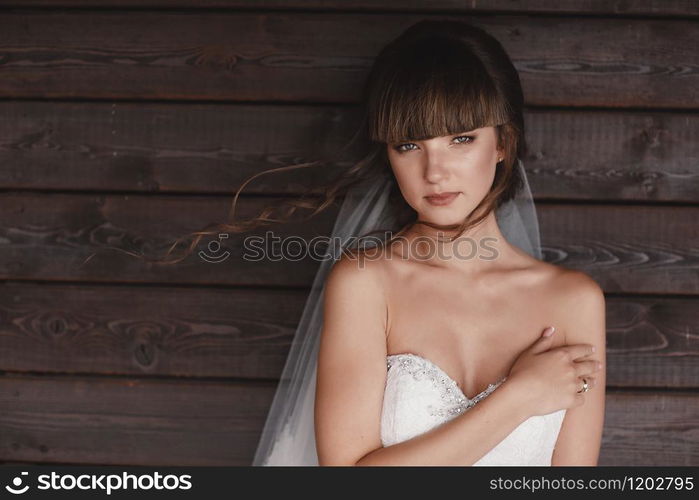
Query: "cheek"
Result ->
[[393, 171, 419, 201], [389, 165, 423, 207], [462, 161, 497, 192]]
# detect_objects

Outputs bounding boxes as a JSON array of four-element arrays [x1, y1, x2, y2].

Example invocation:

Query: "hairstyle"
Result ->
[[81, 19, 528, 266]]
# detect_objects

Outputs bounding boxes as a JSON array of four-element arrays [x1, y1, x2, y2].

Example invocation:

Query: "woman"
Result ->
[[309, 21, 606, 466], [124, 19, 606, 466]]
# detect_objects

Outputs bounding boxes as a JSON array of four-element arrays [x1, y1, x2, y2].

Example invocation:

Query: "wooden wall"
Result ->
[[0, 1, 697, 466]]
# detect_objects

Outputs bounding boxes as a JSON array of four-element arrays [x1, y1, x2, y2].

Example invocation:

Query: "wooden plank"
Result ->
[[0, 375, 271, 465], [605, 297, 699, 388], [599, 390, 699, 466], [525, 110, 699, 203], [0, 191, 338, 286], [2, 101, 697, 202], [0, 283, 305, 380], [0, 101, 351, 196], [6, 0, 699, 17], [0, 375, 696, 465], [0, 283, 697, 388], [538, 204, 699, 295], [0, 13, 696, 107], [0, 194, 696, 293]]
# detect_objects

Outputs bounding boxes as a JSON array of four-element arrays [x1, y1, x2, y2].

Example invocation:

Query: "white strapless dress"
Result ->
[[381, 353, 566, 466]]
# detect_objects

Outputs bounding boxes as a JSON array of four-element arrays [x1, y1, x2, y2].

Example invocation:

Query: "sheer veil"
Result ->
[[252, 158, 541, 465]]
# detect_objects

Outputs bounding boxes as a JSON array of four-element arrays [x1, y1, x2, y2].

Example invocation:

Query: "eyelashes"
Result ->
[[392, 135, 475, 153]]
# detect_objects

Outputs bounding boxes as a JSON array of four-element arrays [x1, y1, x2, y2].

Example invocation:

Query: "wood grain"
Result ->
[[1, 375, 696, 465], [0, 13, 696, 107]]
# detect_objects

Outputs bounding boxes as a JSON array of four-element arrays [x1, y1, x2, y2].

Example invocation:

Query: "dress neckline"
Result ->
[[386, 352, 507, 402]]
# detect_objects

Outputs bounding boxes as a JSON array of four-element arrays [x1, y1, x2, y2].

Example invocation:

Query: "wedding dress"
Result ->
[[382, 353, 567, 465]]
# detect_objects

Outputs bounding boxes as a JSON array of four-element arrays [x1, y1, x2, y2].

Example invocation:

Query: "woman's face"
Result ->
[[386, 126, 503, 227]]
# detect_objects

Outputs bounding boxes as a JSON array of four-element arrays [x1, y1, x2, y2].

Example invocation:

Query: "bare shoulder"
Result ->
[[542, 264, 606, 345], [508, 255, 605, 346], [324, 246, 388, 335], [519, 255, 602, 299], [552, 267, 605, 309], [326, 247, 387, 299]]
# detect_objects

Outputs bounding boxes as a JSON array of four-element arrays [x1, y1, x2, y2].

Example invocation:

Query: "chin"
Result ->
[[418, 212, 466, 228], [418, 203, 475, 228]]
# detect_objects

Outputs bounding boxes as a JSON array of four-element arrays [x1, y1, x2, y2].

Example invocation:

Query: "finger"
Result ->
[[530, 326, 556, 354], [559, 343, 596, 360], [574, 360, 601, 377]]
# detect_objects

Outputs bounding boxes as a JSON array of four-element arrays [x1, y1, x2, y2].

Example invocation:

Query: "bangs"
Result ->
[[368, 37, 511, 144]]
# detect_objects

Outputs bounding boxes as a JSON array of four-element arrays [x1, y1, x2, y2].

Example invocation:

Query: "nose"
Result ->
[[423, 150, 449, 184]]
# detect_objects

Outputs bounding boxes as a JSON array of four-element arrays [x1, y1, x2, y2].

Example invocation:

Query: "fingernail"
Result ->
[[543, 326, 555, 337], [592, 346, 596, 352]]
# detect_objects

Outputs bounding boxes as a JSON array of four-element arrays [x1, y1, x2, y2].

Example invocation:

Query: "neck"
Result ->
[[394, 210, 520, 274]]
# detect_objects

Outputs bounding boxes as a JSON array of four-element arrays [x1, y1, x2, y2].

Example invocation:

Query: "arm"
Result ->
[[355, 378, 531, 466], [551, 271, 607, 466], [314, 253, 533, 466]]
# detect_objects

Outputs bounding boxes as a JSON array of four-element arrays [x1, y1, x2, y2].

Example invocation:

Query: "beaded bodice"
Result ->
[[380, 353, 567, 465]]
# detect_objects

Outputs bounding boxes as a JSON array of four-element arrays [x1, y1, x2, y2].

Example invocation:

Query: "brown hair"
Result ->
[[81, 19, 528, 266]]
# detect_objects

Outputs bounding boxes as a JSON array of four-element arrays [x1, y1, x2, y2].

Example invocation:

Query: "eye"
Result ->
[[392, 135, 475, 153], [454, 135, 475, 145], [393, 142, 417, 153]]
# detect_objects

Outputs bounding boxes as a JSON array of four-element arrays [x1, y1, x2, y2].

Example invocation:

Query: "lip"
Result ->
[[425, 192, 460, 206]]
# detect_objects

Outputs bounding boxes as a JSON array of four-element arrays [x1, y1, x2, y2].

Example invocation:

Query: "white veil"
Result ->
[[252, 158, 541, 465]]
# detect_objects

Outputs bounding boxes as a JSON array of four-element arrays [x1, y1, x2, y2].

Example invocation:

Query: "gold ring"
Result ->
[[577, 378, 590, 393]]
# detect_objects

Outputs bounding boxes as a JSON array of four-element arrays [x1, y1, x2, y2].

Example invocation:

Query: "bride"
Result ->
[[308, 20, 606, 466], [231, 19, 604, 466]]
